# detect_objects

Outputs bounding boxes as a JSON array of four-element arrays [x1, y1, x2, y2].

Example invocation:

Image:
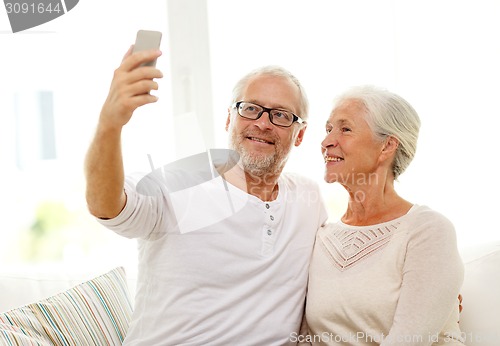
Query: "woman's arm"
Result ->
[[382, 209, 464, 345]]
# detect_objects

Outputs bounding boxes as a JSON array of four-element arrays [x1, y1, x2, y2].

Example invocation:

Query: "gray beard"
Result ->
[[239, 146, 281, 176], [228, 134, 290, 177]]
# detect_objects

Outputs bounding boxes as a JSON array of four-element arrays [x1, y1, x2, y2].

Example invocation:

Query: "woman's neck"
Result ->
[[341, 178, 412, 226]]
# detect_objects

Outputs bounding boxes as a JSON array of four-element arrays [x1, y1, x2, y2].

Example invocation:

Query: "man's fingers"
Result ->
[[129, 66, 163, 81], [127, 80, 159, 97], [122, 45, 134, 62], [103, 89, 158, 120], [110, 65, 162, 100], [128, 93, 159, 110], [121, 49, 162, 72], [111, 65, 162, 93], [98, 47, 162, 127]]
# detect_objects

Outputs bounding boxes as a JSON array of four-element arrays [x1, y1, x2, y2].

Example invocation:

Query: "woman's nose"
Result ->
[[321, 131, 338, 149]]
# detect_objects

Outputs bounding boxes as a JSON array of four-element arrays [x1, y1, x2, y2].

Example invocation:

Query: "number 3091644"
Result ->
[[5, 2, 62, 14]]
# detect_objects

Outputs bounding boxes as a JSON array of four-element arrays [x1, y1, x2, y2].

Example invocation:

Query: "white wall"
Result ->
[[0, 0, 172, 268], [1, 0, 498, 267], [207, 0, 500, 248]]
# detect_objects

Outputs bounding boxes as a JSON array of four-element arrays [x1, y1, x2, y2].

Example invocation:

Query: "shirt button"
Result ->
[[270, 215, 274, 221], [267, 229, 272, 236], [265, 203, 270, 209]]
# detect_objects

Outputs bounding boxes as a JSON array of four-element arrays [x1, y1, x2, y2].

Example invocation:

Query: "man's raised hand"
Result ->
[[99, 47, 163, 129]]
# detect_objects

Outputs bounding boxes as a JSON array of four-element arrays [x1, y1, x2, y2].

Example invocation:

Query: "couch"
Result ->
[[457, 241, 500, 345], [0, 242, 499, 345], [0, 265, 138, 345]]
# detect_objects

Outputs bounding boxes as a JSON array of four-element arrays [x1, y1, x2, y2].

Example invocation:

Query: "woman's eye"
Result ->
[[341, 127, 351, 133]]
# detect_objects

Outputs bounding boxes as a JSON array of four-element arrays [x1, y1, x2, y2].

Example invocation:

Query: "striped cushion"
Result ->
[[0, 267, 132, 345]]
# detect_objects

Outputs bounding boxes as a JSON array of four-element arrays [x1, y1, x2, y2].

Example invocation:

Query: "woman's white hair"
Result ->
[[335, 85, 421, 179], [230, 65, 309, 121]]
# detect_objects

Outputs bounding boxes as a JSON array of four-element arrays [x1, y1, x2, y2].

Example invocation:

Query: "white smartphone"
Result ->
[[133, 30, 162, 67]]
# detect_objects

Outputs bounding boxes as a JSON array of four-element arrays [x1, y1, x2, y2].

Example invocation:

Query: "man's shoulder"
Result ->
[[280, 171, 320, 190]]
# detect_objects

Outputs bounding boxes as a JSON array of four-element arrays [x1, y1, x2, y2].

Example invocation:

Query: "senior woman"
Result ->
[[304, 86, 465, 345]]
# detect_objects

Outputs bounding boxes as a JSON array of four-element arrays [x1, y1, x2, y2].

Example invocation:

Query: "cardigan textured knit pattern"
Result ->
[[305, 205, 466, 346]]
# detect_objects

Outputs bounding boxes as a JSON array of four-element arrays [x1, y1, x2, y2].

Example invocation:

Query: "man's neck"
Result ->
[[220, 164, 281, 202]]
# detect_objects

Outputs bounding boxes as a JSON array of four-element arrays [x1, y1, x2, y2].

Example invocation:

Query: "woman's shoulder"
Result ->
[[405, 204, 457, 241], [409, 204, 454, 226]]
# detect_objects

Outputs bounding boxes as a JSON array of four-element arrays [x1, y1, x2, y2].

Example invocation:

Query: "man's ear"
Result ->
[[294, 123, 307, 146], [225, 108, 231, 132]]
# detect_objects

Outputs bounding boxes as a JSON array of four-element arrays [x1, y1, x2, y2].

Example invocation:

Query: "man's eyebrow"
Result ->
[[247, 99, 294, 111]]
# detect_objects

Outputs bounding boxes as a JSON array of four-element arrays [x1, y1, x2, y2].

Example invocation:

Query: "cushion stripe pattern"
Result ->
[[0, 267, 132, 346]]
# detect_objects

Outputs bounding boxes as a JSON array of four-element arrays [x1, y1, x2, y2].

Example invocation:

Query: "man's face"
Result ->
[[226, 75, 306, 177]]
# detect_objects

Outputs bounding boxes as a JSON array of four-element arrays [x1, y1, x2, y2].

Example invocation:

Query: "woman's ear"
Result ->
[[380, 136, 399, 161], [384, 136, 399, 152]]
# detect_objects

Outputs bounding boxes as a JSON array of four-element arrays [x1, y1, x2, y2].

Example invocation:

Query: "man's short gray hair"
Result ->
[[230, 65, 309, 121]]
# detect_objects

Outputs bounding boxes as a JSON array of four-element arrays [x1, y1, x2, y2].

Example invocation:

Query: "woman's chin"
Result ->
[[324, 173, 338, 184]]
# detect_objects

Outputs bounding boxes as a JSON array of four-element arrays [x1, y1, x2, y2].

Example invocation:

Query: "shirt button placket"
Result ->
[[261, 203, 276, 256]]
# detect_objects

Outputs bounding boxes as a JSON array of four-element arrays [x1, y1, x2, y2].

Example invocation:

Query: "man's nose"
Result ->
[[254, 111, 273, 129]]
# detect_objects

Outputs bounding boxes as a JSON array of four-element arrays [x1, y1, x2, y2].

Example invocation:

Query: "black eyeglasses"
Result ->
[[233, 101, 305, 128]]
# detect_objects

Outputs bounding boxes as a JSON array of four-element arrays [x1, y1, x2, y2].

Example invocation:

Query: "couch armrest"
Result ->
[[459, 242, 500, 345]]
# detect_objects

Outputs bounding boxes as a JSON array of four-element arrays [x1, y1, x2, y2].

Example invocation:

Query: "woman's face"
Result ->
[[321, 99, 386, 186]]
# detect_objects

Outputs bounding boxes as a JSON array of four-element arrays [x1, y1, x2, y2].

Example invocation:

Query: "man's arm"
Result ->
[[84, 47, 163, 219]]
